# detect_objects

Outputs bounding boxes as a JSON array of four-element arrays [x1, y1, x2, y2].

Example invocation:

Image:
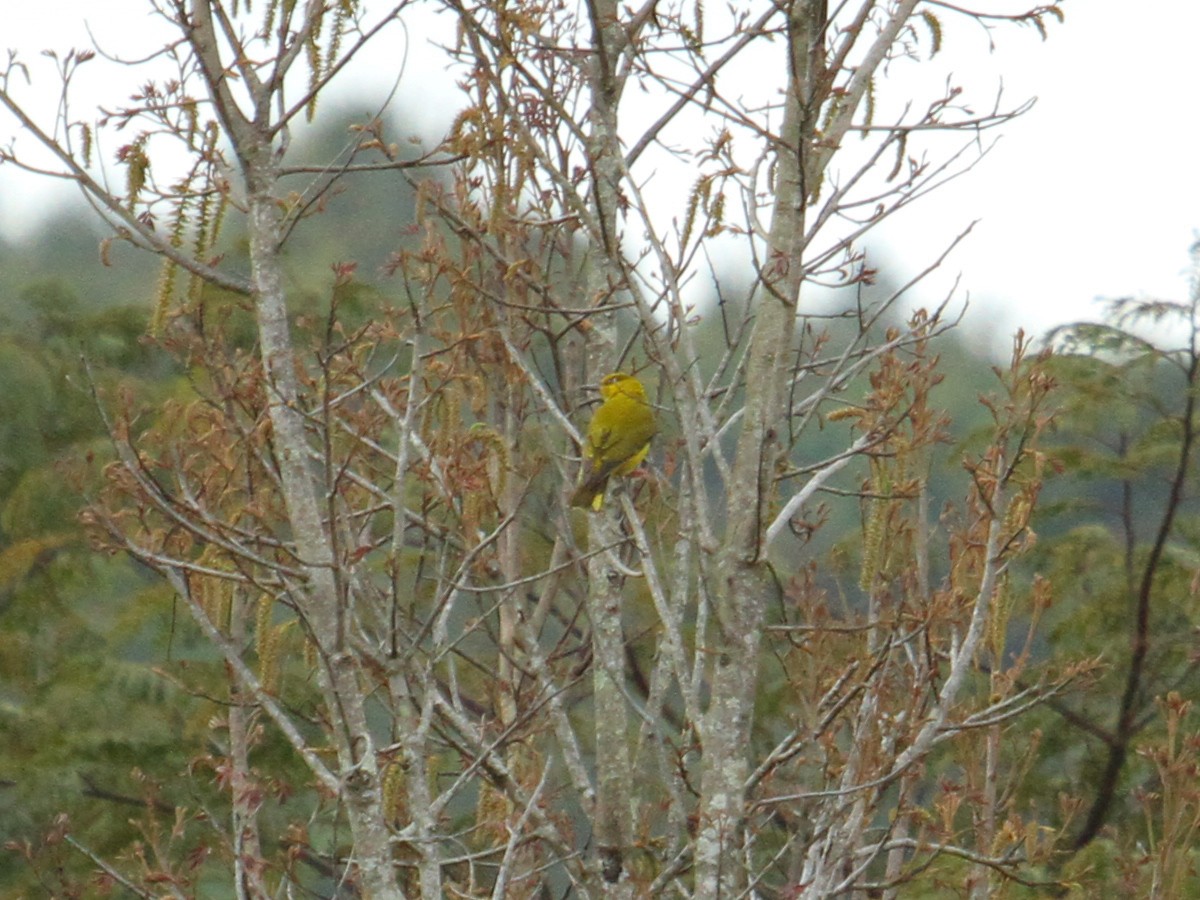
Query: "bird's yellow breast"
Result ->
[[570, 372, 657, 509], [586, 374, 656, 470]]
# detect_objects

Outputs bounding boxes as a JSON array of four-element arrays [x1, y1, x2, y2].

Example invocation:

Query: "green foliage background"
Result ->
[[2, 111, 1200, 895]]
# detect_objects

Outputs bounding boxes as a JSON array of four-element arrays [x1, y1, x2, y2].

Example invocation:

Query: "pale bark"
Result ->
[[228, 590, 269, 900], [691, 0, 816, 891], [191, 1, 403, 893], [243, 143, 402, 900], [579, 0, 638, 890]]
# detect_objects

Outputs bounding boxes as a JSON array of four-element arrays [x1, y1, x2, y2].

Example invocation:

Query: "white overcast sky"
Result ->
[[1, 1, 1197, 350]]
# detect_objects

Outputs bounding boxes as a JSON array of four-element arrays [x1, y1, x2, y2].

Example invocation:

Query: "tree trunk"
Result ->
[[244, 163, 402, 899], [691, 3, 813, 890], [581, 0, 636, 890]]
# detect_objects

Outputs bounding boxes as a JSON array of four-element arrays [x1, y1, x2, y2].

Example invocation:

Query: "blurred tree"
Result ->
[[1016, 255, 1200, 877], [0, 281, 194, 895]]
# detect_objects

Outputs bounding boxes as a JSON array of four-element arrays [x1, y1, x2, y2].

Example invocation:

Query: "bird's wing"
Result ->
[[586, 426, 625, 478]]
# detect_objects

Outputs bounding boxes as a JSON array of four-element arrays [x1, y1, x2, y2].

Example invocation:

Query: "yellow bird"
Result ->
[[569, 372, 657, 511]]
